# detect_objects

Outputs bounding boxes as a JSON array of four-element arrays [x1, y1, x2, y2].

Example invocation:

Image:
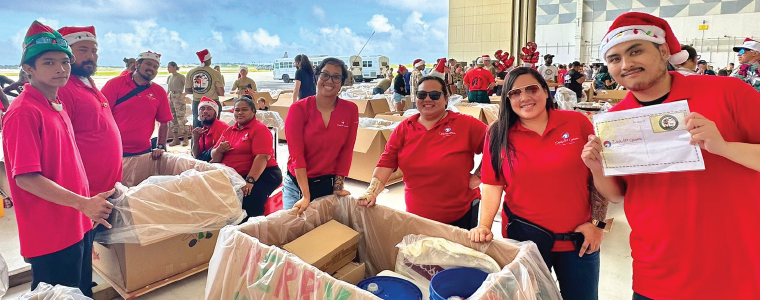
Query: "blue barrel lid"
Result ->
[[358, 276, 422, 300]]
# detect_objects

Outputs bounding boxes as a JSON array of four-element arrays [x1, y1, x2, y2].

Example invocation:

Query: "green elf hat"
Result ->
[[21, 20, 73, 65]]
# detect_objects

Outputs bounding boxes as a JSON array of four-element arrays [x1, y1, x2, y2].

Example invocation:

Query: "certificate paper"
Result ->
[[593, 100, 705, 176]]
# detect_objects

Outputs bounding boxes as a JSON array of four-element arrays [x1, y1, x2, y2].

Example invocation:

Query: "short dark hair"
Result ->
[[234, 96, 256, 111], [416, 76, 448, 97], [680, 44, 698, 61], [257, 97, 267, 103], [730, 62, 735, 66], [316, 57, 349, 82], [168, 61, 179, 70], [571, 61, 581, 67], [718, 69, 729, 76]]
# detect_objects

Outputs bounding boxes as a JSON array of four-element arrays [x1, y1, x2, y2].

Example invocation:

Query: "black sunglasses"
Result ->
[[416, 90, 443, 100], [318, 72, 343, 83]]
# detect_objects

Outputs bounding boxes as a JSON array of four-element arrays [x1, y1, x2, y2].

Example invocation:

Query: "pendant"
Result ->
[[51, 102, 63, 112]]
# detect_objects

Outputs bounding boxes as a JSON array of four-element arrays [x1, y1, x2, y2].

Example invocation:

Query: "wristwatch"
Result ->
[[156, 144, 166, 150], [246, 177, 255, 184], [592, 219, 613, 232]]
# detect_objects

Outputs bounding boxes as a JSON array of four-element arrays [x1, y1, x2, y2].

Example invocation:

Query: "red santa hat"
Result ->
[[481, 55, 491, 60], [733, 38, 760, 53], [429, 59, 447, 79], [138, 50, 161, 64], [196, 49, 212, 63], [58, 26, 97, 45], [413, 59, 425, 68], [197, 96, 219, 115], [599, 12, 689, 65], [398, 64, 407, 73]]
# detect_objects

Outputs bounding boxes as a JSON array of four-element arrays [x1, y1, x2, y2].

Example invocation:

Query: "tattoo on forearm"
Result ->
[[334, 175, 345, 192], [590, 181, 609, 221]]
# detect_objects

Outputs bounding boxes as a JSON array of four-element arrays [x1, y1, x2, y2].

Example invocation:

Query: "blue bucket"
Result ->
[[358, 276, 422, 300], [429, 267, 489, 300]]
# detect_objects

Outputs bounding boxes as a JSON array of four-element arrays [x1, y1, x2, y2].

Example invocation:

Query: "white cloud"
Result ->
[[36, 18, 60, 30], [380, 0, 448, 14], [235, 28, 282, 53], [313, 5, 326, 21], [101, 20, 188, 58], [367, 14, 395, 33], [211, 30, 224, 43]]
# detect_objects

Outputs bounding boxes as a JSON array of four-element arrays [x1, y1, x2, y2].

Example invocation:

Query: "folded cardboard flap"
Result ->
[[248, 91, 275, 105], [375, 113, 408, 123], [271, 98, 294, 141], [282, 220, 360, 275], [205, 196, 562, 300], [333, 262, 366, 285]]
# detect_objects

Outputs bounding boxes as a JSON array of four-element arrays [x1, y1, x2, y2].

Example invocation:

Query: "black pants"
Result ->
[[633, 293, 654, 300], [27, 230, 96, 297], [448, 199, 480, 230], [241, 166, 283, 222]]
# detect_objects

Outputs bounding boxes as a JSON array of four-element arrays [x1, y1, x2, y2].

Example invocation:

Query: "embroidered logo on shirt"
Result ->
[[555, 132, 580, 146], [242, 133, 249, 141], [439, 126, 456, 137], [337, 120, 349, 128]]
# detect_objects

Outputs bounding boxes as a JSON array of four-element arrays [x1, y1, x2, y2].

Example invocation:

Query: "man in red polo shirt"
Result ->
[[463, 57, 495, 103], [3, 21, 114, 297], [57, 25, 123, 195], [191, 96, 229, 161], [102, 51, 173, 159], [582, 13, 760, 299]]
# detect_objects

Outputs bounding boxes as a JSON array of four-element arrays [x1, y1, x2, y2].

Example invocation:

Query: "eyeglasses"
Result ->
[[507, 84, 542, 101], [25, 37, 69, 49], [318, 72, 343, 83], [416, 90, 443, 100]]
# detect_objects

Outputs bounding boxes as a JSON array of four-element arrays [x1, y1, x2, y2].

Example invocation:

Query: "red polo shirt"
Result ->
[[377, 112, 486, 223], [101, 72, 173, 154], [608, 72, 760, 299], [285, 96, 359, 178], [199, 119, 229, 153], [216, 119, 278, 176], [58, 76, 123, 194], [482, 110, 593, 251], [2, 84, 91, 258], [463, 68, 495, 91]]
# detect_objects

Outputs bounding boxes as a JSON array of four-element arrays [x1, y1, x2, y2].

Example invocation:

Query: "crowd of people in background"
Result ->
[[1, 12, 759, 300]]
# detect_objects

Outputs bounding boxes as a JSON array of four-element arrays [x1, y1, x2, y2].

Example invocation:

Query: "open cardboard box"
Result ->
[[347, 119, 403, 184], [93, 154, 244, 299], [374, 112, 408, 123], [346, 99, 392, 118], [593, 89, 628, 104], [205, 196, 561, 300], [455, 103, 500, 125], [270, 97, 294, 141]]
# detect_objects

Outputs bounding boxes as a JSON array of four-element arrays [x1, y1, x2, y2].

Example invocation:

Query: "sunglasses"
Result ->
[[416, 90, 443, 100], [507, 84, 542, 101], [318, 72, 343, 83], [25, 37, 69, 49]]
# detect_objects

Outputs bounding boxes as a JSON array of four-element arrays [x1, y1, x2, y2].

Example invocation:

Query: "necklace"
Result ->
[[50, 100, 63, 112]]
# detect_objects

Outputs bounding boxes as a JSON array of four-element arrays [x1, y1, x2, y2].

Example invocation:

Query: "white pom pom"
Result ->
[[669, 50, 690, 65]]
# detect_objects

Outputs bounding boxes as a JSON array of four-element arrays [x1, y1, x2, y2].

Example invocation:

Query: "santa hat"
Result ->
[[398, 64, 407, 73], [733, 38, 760, 53], [197, 96, 219, 116], [599, 12, 689, 65], [429, 59, 447, 80], [21, 21, 73, 65], [481, 55, 491, 60], [137, 50, 161, 64], [413, 59, 425, 68], [58, 26, 97, 45], [196, 49, 212, 63]]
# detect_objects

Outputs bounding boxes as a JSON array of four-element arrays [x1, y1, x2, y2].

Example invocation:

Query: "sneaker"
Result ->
[[169, 139, 181, 146]]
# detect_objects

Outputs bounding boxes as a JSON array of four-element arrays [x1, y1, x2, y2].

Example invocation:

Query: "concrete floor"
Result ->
[[0, 73, 634, 298]]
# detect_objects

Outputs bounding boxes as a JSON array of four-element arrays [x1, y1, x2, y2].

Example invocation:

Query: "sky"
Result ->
[[0, 0, 449, 67]]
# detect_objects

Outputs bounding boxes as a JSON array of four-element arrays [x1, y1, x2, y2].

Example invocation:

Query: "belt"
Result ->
[[555, 232, 583, 241]]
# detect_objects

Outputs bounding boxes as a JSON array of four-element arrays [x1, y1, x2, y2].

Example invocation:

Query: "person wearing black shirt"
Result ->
[[564, 61, 586, 99], [293, 54, 316, 102]]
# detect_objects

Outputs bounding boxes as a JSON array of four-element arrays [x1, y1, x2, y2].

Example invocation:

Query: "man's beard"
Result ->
[[137, 69, 156, 82], [71, 60, 97, 77], [624, 63, 668, 92], [201, 118, 215, 126]]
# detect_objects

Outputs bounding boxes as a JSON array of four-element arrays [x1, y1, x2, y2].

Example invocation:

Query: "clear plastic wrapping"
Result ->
[[258, 89, 282, 100], [205, 195, 560, 300], [394, 234, 501, 285], [555, 87, 579, 111], [0, 252, 7, 299], [255, 110, 285, 130], [358, 117, 400, 131], [17, 283, 92, 300], [94, 154, 245, 245]]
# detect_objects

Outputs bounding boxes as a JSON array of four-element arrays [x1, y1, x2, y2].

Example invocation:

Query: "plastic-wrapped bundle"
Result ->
[[358, 117, 400, 131], [0, 252, 7, 299], [255, 110, 285, 130], [555, 87, 578, 111], [94, 154, 246, 245], [17, 283, 92, 300], [258, 89, 282, 100]]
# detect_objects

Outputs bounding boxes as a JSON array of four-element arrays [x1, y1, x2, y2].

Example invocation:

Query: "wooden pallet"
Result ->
[[93, 263, 209, 300]]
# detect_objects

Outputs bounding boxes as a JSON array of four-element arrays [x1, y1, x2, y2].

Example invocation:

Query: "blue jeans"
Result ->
[[372, 87, 383, 95], [282, 172, 301, 209], [550, 250, 600, 300]]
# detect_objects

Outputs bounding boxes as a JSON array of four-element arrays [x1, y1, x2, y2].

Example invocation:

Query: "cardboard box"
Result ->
[[455, 103, 500, 125], [488, 95, 502, 105], [93, 230, 219, 295], [270, 98, 294, 141], [348, 126, 403, 184], [593, 89, 628, 103], [248, 91, 276, 105], [205, 196, 562, 300], [346, 99, 391, 118], [278, 92, 294, 102], [374, 112, 408, 123], [332, 262, 366, 285], [282, 220, 359, 275]]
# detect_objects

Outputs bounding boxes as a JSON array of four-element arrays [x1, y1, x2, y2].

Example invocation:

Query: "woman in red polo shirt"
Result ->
[[285, 57, 359, 215], [468, 67, 604, 300], [210, 97, 282, 221], [357, 76, 487, 230]]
